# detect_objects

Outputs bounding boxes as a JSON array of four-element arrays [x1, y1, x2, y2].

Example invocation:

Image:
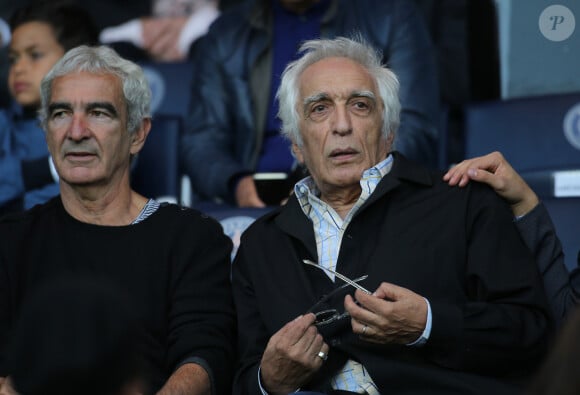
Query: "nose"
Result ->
[[331, 104, 352, 136], [67, 114, 90, 141], [10, 56, 27, 75]]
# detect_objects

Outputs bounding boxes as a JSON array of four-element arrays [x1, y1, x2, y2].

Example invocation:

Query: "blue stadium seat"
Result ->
[[132, 115, 182, 203], [139, 60, 195, 120], [464, 92, 580, 176], [464, 92, 580, 270], [132, 60, 194, 204], [196, 203, 275, 260]]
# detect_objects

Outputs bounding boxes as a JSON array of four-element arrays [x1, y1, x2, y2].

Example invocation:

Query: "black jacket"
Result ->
[[232, 153, 553, 394]]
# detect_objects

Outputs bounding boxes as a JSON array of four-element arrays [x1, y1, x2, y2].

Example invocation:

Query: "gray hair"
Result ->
[[276, 36, 401, 146], [39, 45, 151, 134]]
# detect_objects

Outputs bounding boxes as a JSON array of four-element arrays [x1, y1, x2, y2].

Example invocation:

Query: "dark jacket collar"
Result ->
[[362, 151, 434, 208], [274, 151, 435, 256]]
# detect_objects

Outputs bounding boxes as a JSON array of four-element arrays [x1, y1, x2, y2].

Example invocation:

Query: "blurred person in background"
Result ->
[[0, 17, 10, 108], [98, 0, 221, 62], [444, 151, 580, 326], [0, 0, 99, 215], [181, 0, 440, 208]]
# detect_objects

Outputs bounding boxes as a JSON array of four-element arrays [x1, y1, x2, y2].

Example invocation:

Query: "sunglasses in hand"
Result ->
[[303, 259, 371, 337]]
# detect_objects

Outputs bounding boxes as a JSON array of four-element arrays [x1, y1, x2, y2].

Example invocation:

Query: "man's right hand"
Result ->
[[235, 175, 266, 208], [260, 314, 329, 394], [443, 151, 539, 217]]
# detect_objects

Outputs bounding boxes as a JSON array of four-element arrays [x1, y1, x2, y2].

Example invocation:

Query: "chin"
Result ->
[[15, 96, 38, 109], [60, 169, 102, 186]]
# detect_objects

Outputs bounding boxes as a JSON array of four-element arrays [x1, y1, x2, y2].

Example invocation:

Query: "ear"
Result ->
[[387, 131, 395, 146], [129, 118, 151, 156], [291, 142, 305, 164], [384, 131, 395, 152]]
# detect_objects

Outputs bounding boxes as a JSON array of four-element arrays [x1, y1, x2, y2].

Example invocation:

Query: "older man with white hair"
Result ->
[[231, 36, 553, 395]]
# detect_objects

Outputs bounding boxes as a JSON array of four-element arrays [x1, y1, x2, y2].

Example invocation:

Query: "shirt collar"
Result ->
[[294, 154, 394, 204]]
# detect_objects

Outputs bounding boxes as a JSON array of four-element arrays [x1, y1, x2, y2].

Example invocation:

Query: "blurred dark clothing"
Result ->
[[413, 0, 470, 108], [7, 276, 144, 395], [0, 197, 236, 394]]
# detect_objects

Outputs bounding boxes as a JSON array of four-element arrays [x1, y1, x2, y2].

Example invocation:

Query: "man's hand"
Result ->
[[260, 314, 329, 394], [443, 151, 539, 217], [141, 17, 188, 61], [345, 283, 427, 345], [235, 175, 266, 208], [0, 377, 17, 395]]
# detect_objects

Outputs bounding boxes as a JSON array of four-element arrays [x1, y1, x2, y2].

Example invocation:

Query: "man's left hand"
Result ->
[[344, 283, 427, 344]]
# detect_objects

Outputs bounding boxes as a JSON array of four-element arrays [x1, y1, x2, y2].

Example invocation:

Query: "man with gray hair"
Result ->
[[0, 45, 235, 395], [231, 37, 553, 394]]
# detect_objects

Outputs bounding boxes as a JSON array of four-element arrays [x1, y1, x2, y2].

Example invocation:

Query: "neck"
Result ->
[[320, 185, 361, 219], [59, 179, 147, 226]]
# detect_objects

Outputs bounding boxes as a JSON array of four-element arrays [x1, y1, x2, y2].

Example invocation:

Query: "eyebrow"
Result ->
[[47, 101, 119, 117], [302, 90, 377, 114], [48, 102, 72, 114], [303, 92, 330, 108], [86, 102, 119, 118], [8, 44, 39, 56], [350, 90, 376, 102], [303, 90, 377, 106]]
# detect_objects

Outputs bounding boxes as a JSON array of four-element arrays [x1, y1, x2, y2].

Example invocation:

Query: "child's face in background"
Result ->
[[8, 21, 65, 108]]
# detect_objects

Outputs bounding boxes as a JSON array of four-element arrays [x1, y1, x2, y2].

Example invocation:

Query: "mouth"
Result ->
[[12, 82, 29, 94], [329, 148, 358, 160], [64, 151, 97, 163]]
